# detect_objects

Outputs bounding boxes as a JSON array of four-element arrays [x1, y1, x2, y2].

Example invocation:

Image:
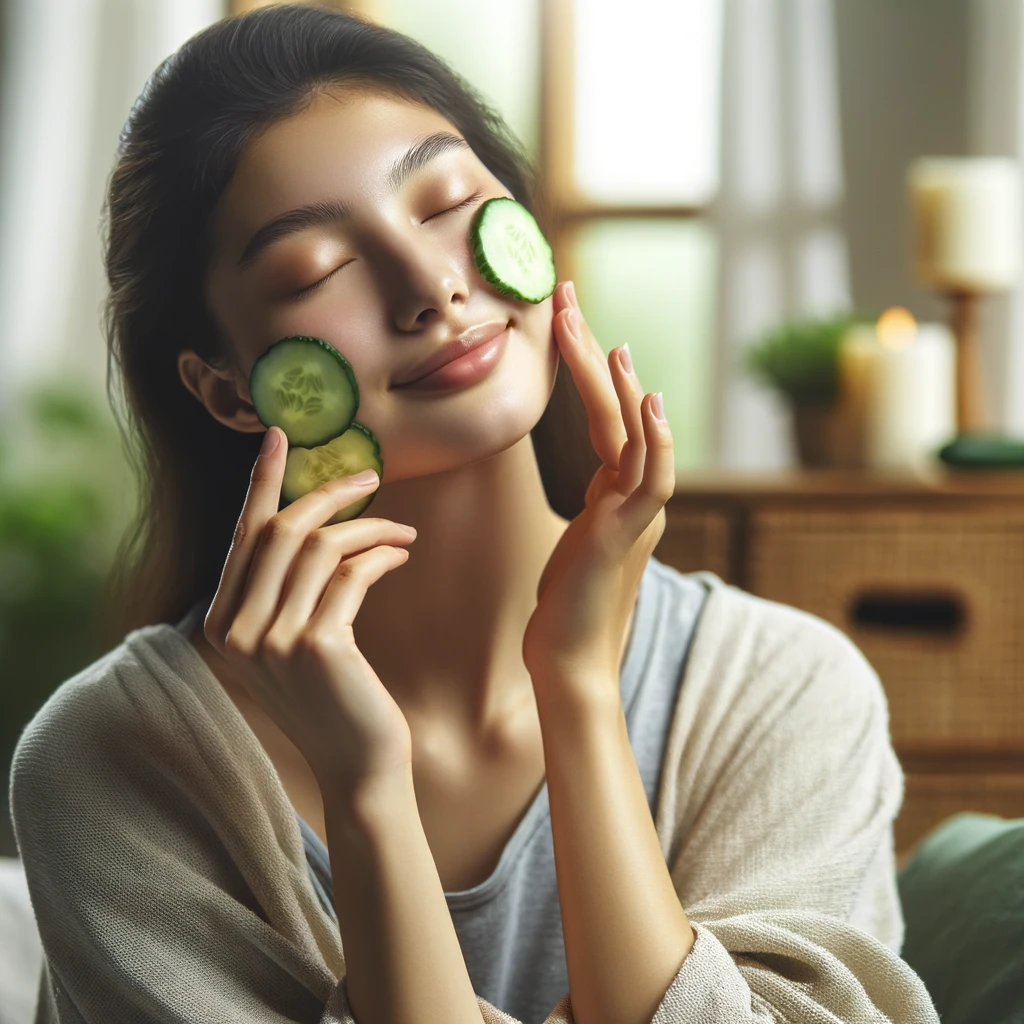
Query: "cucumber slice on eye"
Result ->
[[282, 423, 383, 525], [250, 335, 358, 449], [470, 197, 556, 303]]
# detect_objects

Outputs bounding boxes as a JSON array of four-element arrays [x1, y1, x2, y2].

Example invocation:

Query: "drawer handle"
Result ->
[[849, 590, 966, 635]]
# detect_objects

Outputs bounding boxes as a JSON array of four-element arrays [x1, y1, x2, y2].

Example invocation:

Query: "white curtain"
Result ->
[[0, 0, 223, 415], [711, 0, 849, 468], [968, 0, 1024, 434]]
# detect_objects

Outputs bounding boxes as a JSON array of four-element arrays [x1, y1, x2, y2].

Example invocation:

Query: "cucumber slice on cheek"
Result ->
[[249, 335, 382, 519], [250, 335, 358, 449]]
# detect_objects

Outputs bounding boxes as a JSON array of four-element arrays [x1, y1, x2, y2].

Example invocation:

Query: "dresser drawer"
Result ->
[[896, 770, 1024, 867], [656, 507, 734, 581], [745, 508, 1024, 753]]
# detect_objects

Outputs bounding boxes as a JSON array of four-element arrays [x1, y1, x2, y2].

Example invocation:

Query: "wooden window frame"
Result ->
[[539, 0, 707, 288]]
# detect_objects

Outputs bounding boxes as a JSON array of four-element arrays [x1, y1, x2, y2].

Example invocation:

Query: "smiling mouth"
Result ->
[[392, 319, 512, 388], [391, 323, 512, 392]]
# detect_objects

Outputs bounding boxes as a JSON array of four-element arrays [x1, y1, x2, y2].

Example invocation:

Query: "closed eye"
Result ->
[[291, 261, 352, 300], [425, 189, 485, 222], [290, 190, 485, 300]]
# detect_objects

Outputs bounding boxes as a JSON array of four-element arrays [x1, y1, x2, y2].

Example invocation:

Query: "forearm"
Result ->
[[535, 687, 695, 1024], [318, 768, 483, 1024]]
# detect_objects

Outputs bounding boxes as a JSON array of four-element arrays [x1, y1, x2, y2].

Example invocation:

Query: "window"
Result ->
[[230, 0, 725, 467]]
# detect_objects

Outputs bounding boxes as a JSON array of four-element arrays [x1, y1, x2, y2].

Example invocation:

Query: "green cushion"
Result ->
[[897, 812, 1024, 1024]]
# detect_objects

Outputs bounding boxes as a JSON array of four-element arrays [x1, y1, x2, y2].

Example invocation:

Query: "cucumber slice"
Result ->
[[470, 198, 556, 303], [250, 334, 383, 521], [282, 423, 383, 524], [250, 335, 358, 449], [939, 433, 1024, 469]]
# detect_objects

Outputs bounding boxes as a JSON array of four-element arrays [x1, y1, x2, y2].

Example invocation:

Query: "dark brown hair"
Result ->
[[100, 1, 596, 643]]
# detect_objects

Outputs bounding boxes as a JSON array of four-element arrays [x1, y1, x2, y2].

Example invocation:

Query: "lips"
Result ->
[[393, 320, 510, 388]]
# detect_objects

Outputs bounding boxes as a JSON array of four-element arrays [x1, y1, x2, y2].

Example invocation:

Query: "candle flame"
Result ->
[[877, 307, 917, 349]]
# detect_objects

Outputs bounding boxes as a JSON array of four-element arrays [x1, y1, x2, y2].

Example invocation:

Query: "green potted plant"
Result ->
[[0, 380, 137, 857], [746, 312, 869, 467]]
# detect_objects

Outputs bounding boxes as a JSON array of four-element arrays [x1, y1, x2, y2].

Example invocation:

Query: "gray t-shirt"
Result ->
[[175, 555, 707, 1024]]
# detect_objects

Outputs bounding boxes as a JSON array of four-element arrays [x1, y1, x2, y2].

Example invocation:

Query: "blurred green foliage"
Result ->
[[746, 312, 869, 405], [1, 380, 136, 855]]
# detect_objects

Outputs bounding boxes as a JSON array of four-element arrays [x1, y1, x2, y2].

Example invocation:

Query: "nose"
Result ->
[[379, 228, 470, 332]]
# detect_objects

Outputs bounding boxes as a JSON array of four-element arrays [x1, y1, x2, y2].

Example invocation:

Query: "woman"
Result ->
[[10, 5, 940, 1023]]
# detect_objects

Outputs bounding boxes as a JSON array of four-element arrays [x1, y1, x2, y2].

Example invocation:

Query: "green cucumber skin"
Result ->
[[470, 198, 556, 304], [250, 335, 359, 450], [281, 421, 384, 522], [249, 336, 384, 520]]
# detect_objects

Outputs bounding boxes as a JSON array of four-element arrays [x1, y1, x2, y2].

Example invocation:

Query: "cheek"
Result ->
[[205, 286, 267, 378], [515, 296, 556, 352], [268, 305, 383, 381]]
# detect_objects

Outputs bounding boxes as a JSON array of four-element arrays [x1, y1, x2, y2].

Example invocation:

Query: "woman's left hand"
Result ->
[[522, 280, 675, 709]]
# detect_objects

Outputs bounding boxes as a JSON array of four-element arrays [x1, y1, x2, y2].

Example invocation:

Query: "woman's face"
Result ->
[[203, 86, 559, 483]]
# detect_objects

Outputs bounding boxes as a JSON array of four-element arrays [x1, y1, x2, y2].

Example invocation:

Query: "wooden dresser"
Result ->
[[653, 468, 1024, 869]]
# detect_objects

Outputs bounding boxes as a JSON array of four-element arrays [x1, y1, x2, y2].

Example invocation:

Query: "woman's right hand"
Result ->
[[203, 425, 418, 795]]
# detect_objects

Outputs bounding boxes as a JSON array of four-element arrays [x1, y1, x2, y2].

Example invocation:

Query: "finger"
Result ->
[[609, 344, 647, 495], [568, 286, 631, 467], [552, 279, 574, 319], [567, 284, 632, 467], [556, 304, 627, 469], [267, 519, 417, 645], [205, 426, 288, 652], [616, 393, 675, 542], [223, 471, 383, 656], [307, 544, 413, 639]]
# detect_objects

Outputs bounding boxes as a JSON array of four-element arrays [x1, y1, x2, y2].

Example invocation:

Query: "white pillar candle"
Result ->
[[908, 157, 1022, 293], [837, 308, 957, 470]]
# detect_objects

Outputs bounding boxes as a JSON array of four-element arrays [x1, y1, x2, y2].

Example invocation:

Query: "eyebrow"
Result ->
[[237, 130, 471, 269]]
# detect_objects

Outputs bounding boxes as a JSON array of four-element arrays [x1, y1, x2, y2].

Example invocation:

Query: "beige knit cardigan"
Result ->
[[9, 572, 941, 1023]]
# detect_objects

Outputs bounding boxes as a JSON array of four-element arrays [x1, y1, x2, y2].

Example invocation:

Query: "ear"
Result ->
[[177, 349, 263, 434]]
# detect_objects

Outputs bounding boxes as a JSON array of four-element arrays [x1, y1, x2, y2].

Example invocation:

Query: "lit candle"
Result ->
[[837, 308, 957, 469], [908, 157, 1022, 292]]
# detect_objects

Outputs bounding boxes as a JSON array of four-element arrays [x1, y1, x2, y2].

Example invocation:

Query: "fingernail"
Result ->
[[566, 281, 578, 307], [652, 392, 666, 420], [350, 469, 379, 486], [259, 428, 280, 458], [620, 343, 634, 375]]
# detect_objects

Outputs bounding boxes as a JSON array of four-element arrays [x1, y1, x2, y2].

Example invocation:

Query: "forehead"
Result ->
[[211, 88, 464, 251]]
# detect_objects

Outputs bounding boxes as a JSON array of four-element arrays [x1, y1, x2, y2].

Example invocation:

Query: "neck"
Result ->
[[352, 433, 569, 735]]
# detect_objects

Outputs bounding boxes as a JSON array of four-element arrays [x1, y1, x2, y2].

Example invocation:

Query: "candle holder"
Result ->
[[908, 156, 1022, 437], [946, 289, 994, 434]]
